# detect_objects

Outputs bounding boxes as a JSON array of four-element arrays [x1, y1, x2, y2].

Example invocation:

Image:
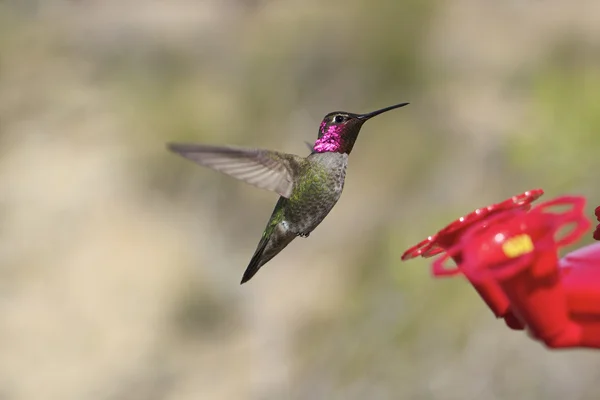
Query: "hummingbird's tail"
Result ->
[[241, 235, 270, 284], [240, 224, 296, 284]]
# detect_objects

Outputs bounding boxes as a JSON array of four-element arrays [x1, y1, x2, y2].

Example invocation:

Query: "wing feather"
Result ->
[[167, 143, 304, 198]]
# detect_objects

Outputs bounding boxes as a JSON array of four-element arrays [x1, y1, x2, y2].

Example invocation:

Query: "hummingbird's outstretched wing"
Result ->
[[167, 143, 304, 198]]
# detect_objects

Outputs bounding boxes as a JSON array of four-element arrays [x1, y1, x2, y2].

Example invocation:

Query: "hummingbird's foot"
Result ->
[[298, 232, 310, 238]]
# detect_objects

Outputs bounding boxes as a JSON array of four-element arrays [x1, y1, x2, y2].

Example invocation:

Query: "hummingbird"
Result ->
[[167, 102, 409, 284]]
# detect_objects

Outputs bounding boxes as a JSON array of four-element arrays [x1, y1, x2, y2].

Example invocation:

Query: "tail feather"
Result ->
[[240, 226, 297, 284], [240, 235, 270, 284]]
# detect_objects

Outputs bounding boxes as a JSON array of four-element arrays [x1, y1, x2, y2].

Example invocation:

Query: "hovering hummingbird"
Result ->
[[168, 102, 409, 284]]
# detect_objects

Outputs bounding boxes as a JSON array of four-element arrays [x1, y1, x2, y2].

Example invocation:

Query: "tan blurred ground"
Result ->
[[1, 1, 600, 399]]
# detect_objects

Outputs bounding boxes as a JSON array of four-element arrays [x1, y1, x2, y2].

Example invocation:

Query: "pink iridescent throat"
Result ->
[[313, 122, 344, 153]]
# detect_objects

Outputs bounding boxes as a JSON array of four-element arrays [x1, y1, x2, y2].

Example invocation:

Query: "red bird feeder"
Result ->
[[402, 189, 600, 349]]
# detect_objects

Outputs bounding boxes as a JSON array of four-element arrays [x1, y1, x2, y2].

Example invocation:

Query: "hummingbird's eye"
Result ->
[[334, 115, 344, 123]]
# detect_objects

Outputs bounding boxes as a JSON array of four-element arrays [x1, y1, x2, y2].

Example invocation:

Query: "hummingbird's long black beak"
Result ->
[[357, 102, 409, 121]]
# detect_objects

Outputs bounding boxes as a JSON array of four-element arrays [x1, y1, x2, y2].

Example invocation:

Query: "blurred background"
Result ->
[[2, 0, 600, 399]]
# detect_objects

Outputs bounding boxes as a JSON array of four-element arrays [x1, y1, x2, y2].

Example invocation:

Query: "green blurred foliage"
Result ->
[[510, 39, 600, 193]]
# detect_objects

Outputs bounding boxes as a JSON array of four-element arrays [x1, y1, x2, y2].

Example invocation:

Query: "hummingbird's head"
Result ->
[[312, 102, 409, 154]]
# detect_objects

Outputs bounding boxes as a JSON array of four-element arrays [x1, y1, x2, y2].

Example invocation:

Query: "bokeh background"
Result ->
[[2, 1, 600, 399]]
